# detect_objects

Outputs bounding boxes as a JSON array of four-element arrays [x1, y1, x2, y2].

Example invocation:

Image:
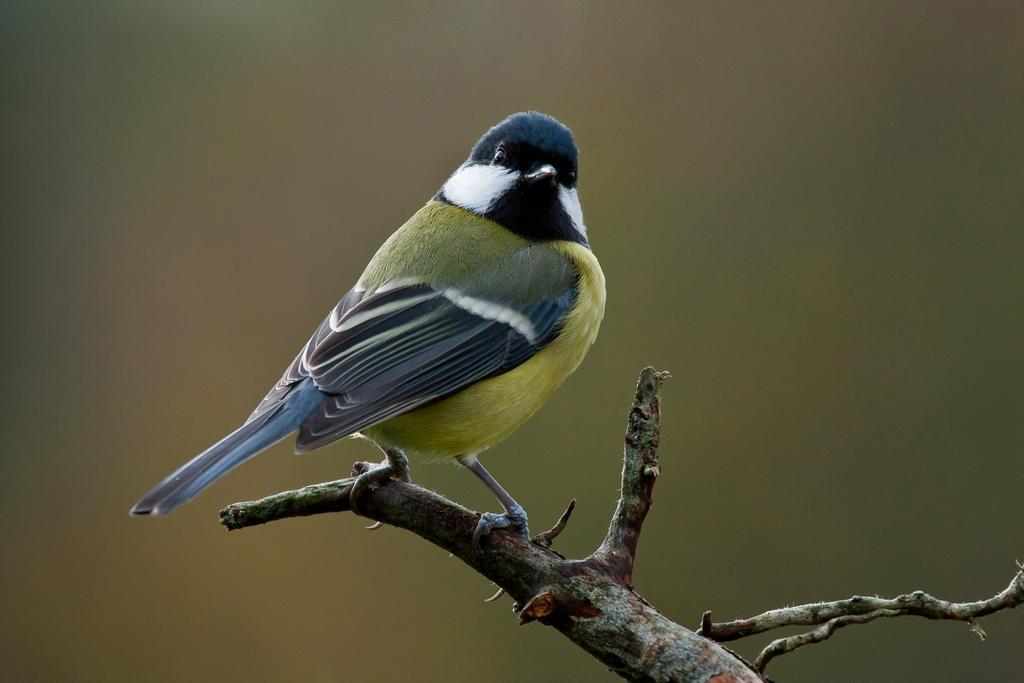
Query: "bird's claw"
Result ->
[[350, 448, 411, 517], [472, 503, 530, 549]]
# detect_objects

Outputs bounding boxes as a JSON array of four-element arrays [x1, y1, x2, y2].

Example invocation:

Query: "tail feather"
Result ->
[[130, 379, 324, 516]]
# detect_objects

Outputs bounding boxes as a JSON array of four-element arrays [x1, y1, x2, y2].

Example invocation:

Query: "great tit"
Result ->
[[131, 111, 606, 543]]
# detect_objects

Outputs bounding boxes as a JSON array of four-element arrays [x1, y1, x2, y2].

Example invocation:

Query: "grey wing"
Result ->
[[294, 280, 576, 452]]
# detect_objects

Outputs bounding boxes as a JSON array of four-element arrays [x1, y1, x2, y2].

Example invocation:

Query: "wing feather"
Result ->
[[293, 280, 575, 451], [245, 234, 578, 454]]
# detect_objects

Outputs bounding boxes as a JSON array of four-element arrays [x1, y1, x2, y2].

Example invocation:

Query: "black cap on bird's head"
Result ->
[[438, 112, 588, 246], [468, 112, 578, 177]]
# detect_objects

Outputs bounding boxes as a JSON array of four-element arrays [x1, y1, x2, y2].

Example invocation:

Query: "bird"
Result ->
[[130, 111, 606, 544]]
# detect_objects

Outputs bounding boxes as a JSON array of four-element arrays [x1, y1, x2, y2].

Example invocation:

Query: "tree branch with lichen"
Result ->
[[221, 368, 761, 683], [218, 368, 1021, 681], [698, 565, 1024, 673]]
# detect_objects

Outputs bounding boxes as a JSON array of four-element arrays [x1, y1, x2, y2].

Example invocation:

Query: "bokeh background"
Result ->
[[3, 2, 1022, 681]]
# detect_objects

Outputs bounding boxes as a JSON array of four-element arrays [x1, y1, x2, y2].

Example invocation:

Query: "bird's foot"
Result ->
[[350, 447, 411, 517], [472, 501, 530, 548]]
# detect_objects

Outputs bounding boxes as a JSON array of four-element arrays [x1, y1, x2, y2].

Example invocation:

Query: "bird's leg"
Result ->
[[350, 446, 411, 516], [459, 456, 530, 547]]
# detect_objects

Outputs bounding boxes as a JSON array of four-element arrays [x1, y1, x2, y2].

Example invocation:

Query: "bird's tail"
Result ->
[[130, 378, 324, 516]]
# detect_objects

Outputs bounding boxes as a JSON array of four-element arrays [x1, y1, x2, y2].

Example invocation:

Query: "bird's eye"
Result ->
[[492, 146, 507, 165], [567, 170, 577, 184]]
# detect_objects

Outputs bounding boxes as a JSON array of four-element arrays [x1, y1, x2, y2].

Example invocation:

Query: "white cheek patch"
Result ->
[[442, 163, 517, 214], [559, 186, 587, 239]]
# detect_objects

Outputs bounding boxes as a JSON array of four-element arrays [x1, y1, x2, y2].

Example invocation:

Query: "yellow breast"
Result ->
[[364, 240, 605, 459]]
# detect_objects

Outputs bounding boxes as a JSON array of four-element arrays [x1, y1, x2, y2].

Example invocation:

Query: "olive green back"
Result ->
[[357, 201, 578, 305]]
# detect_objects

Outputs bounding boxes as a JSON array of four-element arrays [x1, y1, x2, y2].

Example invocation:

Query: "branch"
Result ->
[[220, 477, 355, 529], [591, 369, 665, 583], [218, 368, 1022, 681], [699, 564, 1024, 673], [220, 368, 763, 683]]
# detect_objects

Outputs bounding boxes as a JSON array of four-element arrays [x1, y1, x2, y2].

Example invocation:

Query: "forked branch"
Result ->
[[221, 369, 761, 682], [219, 369, 1021, 680], [699, 564, 1024, 672]]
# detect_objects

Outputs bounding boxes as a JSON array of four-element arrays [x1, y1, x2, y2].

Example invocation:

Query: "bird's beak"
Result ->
[[524, 162, 558, 187]]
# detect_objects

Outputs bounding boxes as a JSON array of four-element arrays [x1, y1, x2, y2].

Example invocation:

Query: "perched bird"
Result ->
[[131, 112, 605, 543]]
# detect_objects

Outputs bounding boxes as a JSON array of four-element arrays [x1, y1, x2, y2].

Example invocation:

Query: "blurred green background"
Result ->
[[3, 2, 1022, 681]]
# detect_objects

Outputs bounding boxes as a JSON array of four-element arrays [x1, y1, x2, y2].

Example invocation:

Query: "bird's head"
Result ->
[[438, 112, 587, 245]]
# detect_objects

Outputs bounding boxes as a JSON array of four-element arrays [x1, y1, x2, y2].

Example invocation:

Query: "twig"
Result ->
[[753, 608, 902, 672], [700, 568, 1024, 641], [532, 499, 576, 547], [700, 565, 1024, 673]]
